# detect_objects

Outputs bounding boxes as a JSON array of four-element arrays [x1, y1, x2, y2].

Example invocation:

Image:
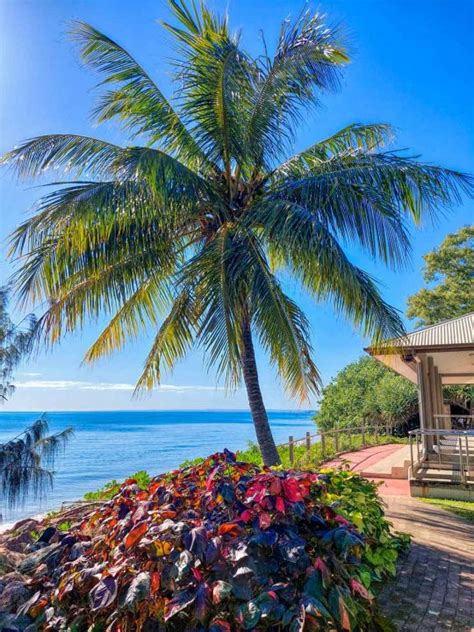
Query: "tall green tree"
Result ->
[[317, 356, 472, 432], [2, 2, 473, 465], [0, 288, 73, 508], [407, 225, 473, 326], [316, 357, 419, 432]]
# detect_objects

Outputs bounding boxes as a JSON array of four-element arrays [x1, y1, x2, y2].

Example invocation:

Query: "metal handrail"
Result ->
[[433, 414, 474, 418], [409, 429, 474, 437], [409, 428, 473, 482]]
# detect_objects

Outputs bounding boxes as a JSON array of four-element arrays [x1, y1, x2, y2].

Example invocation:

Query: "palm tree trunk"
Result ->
[[241, 316, 281, 466]]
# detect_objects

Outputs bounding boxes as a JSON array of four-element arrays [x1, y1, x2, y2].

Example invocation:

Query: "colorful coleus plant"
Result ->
[[15, 450, 397, 631]]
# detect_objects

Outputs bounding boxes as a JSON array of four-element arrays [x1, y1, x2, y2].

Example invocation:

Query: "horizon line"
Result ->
[[0, 408, 317, 413]]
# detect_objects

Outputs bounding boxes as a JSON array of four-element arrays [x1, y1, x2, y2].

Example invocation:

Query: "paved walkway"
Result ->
[[325, 442, 408, 474], [379, 496, 473, 631], [325, 442, 411, 494], [330, 443, 473, 630]]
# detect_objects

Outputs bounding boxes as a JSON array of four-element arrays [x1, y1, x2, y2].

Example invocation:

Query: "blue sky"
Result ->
[[0, 0, 473, 412]]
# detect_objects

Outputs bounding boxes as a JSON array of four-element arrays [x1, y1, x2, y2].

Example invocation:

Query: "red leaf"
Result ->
[[245, 481, 266, 504], [259, 512, 272, 529], [124, 522, 148, 549], [268, 477, 282, 495], [151, 572, 161, 594], [218, 522, 241, 537], [275, 496, 285, 513], [350, 579, 373, 602], [282, 478, 303, 502], [239, 509, 253, 523], [206, 465, 220, 491], [192, 567, 204, 581], [209, 619, 231, 632], [339, 596, 352, 631]]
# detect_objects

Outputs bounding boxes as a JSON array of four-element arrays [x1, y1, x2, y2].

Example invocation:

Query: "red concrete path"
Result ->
[[324, 443, 410, 495]]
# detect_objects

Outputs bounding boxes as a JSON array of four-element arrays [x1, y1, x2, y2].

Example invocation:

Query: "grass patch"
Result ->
[[420, 498, 474, 523], [84, 470, 150, 501]]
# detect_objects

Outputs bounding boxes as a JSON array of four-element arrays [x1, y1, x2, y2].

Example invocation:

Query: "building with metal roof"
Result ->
[[366, 313, 473, 498]]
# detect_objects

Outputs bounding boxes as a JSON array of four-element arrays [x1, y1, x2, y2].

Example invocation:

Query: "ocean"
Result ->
[[0, 409, 315, 526]]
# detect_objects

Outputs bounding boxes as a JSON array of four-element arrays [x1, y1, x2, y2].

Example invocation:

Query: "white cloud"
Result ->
[[18, 372, 42, 377], [15, 380, 226, 393]]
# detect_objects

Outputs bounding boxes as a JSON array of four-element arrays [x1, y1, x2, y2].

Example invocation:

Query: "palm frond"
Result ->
[[253, 200, 406, 344], [84, 275, 170, 363], [268, 153, 474, 267], [275, 123, 394, 176], [0, 134, 123, 179], [70, 21, 207, 169], [9, 177, 193, 295], [247, 11, 348, 167], [246, 235, 321, 400], [135, 289, 198, 391], [27, 240, 176, 346], [164, 0, 229, 50], [186, 227, 248, 386], [0, 286, 37, 401]]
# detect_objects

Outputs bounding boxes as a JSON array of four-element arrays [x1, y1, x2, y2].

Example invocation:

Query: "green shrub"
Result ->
[[318, 468, 410, 587], [84, 470, 151, 501]]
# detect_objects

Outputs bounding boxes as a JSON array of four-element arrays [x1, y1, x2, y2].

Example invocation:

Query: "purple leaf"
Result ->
[[89, 575, 117, 611]]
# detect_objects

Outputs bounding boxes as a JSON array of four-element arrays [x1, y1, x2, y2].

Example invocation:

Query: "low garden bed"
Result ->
[[0, 451, 408, 631]]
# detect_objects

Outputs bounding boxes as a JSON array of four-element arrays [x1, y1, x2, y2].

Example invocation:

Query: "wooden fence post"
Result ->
[[321, 432, 326, 459], [335, 430, 339, 453], [361, 427, 365, 446], [305, 432, 311, 454], [289, 436, 294, 465], [348, 430, 352, 449]]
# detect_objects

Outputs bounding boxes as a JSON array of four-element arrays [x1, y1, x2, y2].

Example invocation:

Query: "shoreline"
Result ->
[[0, 512, 48, 534]]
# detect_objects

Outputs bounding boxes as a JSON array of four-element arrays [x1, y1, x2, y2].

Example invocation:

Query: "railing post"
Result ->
[[348, 429, 352, 449], [321, 432, 326, 459], [335, 430, 339, 453], [289, 436, 294, 466], [410, 433, 414, 470], [361, 427, 365, 447], [305, 432, 311, 453], [464, 435, 471, 483], [458, 437, 465, 483]]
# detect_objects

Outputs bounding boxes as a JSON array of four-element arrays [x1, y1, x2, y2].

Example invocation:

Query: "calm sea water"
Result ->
[[0, 410, 315, 525]]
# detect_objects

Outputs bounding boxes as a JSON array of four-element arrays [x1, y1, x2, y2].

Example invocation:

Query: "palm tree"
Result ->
[[1, 417, 72, 509], [2, 2, 472, 465], [0, 287, 73, 507]]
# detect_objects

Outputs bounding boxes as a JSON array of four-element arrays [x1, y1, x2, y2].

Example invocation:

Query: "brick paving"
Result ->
[[379, 495, 474, 631], [325, 444, 473, 630]]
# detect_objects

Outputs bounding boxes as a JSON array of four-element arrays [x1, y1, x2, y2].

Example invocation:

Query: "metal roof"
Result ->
[[391, 312, 474, 349]]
